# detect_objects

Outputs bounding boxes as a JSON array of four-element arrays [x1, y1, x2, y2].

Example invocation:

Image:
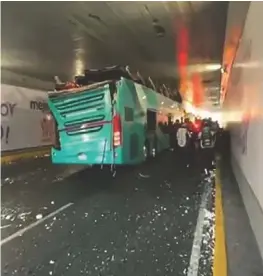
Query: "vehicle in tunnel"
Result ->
[[47, 66, 181, 168]]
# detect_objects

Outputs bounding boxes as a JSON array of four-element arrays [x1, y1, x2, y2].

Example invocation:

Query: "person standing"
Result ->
[[176, 123, 191, 164], [172, 119, 181, 151], [198, 121, 216, 171]]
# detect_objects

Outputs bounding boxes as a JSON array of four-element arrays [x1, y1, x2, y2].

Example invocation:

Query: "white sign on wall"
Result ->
[[1, 84, 55, 152]]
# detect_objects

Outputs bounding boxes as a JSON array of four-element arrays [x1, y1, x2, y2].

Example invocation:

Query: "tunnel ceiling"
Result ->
[[1, 1, 228, 107]]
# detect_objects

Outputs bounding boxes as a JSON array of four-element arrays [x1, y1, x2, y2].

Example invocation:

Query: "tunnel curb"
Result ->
[[213, 166, 228, 276], [1, 147, 51, 165]]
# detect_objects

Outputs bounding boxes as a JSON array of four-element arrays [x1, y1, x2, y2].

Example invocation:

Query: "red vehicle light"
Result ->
[[113, 114, 122, 147]]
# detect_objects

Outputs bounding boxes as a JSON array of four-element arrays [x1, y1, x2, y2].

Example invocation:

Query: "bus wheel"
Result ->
[[143, 141, 150, 160]]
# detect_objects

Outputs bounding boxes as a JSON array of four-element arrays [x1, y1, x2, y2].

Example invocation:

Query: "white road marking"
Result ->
[[1, 202, 74, 246], [0, 224, 11, 230], [138, 173, 150, 178], [187, 183, 211, 276]]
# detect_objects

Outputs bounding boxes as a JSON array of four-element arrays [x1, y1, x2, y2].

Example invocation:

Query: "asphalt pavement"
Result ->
[[1, 151, 216, 276]]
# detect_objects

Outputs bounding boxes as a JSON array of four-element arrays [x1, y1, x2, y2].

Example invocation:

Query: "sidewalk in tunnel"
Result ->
[[1, 151, 217, 276], [219, 156, 263, 276]]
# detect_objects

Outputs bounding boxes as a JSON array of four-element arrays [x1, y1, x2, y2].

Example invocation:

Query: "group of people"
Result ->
[[167, 117, 222, 170]]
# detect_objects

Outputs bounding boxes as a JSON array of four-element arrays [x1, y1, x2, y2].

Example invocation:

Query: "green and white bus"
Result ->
[[47, 66, 182, 169]]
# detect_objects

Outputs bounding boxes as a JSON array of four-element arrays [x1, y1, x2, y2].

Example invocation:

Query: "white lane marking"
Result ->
[[1, 203, 74, 246], [0, 224, 11, 230], [138, 173, 150, 178], [187, 184, 211, 276]]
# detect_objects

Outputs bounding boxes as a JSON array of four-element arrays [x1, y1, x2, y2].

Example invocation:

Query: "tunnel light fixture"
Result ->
[[74, 59, 85, 76], [206, 64, 221, 71], [142, 95, 146, 100], [188, 63, 222, 74]]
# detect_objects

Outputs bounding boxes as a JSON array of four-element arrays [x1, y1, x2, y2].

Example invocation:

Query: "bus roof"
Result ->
[[75, 65, 133, 86], [48, 80, 112, 98]]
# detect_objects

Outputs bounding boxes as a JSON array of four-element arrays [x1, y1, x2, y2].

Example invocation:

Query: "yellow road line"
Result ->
[[1, 148, 50, 165], [213, 167, 228, 276]]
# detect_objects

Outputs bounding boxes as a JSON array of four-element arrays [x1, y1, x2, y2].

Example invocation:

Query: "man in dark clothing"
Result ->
[[167, 120, 174, 149], [198, 121, 216, 172], [190, 118, 203, 151]]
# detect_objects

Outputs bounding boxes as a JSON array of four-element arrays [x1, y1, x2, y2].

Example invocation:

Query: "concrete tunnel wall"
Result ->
[[1, 71, 54, 153], [224, 1, 263, 260], [223, 1, 250, 46]]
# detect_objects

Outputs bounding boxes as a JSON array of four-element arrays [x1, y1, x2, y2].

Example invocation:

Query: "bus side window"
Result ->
[[147, 110, 156, 131], [124, 107, 134, 122]]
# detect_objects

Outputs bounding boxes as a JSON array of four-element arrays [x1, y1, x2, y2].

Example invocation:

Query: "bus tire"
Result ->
[[143, 140, 150, 161]]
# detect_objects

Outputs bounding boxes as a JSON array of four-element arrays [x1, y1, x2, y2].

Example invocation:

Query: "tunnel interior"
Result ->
[[1, 2, 263, 276]]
